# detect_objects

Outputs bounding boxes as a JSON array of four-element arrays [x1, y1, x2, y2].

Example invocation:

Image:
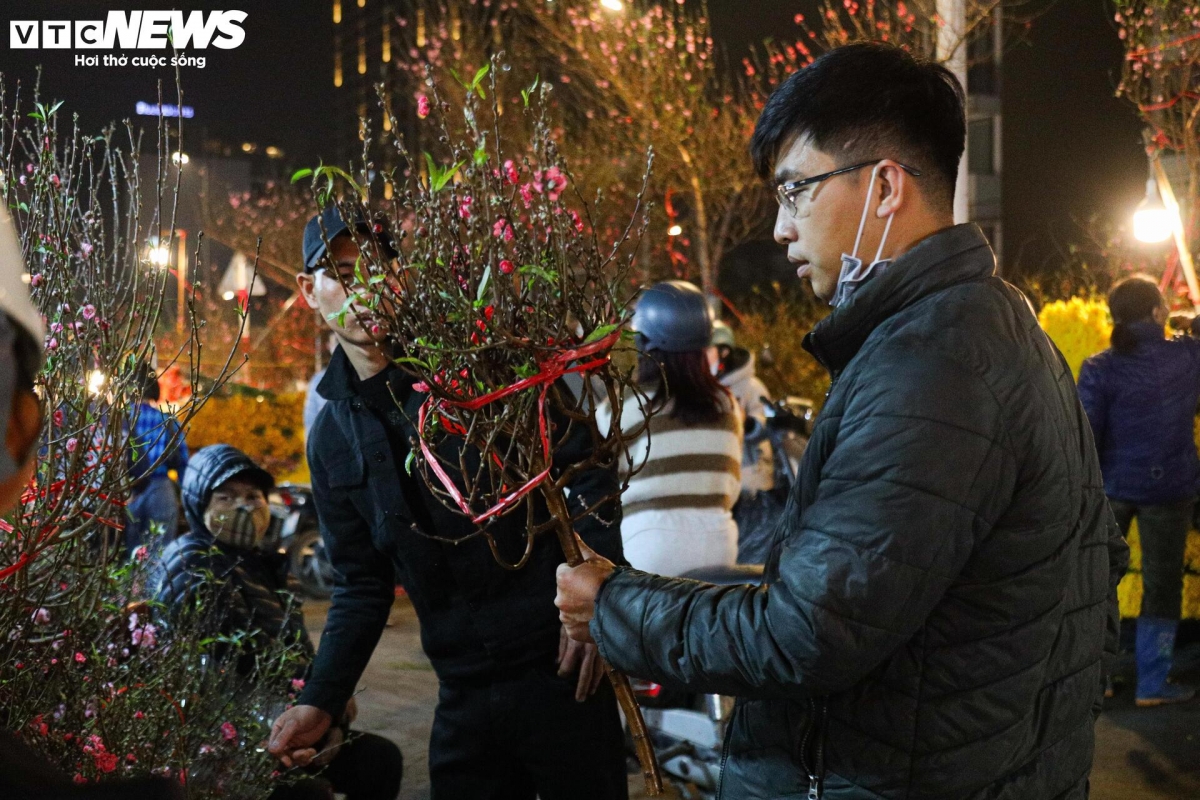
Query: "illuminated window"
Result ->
[[382, 10, 391, 62], [358, 21, 367, 74], [384, 182, 394, 200], [358, 0, 366, 7], [334, 36, 343, 87], [417, 8, 426, 48], [333, 0, 342, 24]]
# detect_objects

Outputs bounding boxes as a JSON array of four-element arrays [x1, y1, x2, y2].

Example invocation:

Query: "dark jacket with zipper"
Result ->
[[1077, 320, 1200, 505], [590, 225, 1128, 799], [297, 348, 623, 717]]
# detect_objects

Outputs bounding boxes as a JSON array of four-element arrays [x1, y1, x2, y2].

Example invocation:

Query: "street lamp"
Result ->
[[668, 224, 683, 237], [171, 151, 189, 166], [147, 243, 170, 267], [1137, 134, 1200, 311], [600, 0, 624, 11], [87, 369, 106, 396], [1133, 177, 1172, 244]]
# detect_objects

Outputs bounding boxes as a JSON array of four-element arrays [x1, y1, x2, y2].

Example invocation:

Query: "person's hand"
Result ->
[[557, 625, 608, 702], [310, 725, 345, 768], [555, 536, 616, 645], [268, 705, 333, 769]]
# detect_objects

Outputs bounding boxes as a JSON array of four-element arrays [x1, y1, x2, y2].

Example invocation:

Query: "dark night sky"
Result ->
[[0, 0, 1147, 276]]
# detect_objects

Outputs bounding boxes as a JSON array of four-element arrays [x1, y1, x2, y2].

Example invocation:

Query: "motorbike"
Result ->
[[630, 564, 765, 800], [268, 483, 335, 599], [734, 396, 814, 565]]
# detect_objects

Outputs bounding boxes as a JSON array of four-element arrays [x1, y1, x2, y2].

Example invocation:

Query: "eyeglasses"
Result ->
[[775, 159, 922, 215]]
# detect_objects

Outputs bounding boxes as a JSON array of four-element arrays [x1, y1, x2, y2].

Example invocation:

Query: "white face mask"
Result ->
[[831, 163, 896, 308]]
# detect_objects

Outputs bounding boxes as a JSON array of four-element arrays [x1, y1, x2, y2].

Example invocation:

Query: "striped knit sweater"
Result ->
[[599, 392, 743, 518]]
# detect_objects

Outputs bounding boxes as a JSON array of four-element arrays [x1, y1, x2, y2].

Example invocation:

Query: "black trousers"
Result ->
[[428, 661, 628, 800], [1109, 498, 1191, 619], [271, 729, 404, 800]]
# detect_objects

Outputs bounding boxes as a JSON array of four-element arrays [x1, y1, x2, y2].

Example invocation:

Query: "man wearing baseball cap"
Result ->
[[271, 206, 631, 799]]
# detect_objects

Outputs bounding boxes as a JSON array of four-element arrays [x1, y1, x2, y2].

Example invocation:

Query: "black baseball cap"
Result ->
[[301, 204, 398, 272]]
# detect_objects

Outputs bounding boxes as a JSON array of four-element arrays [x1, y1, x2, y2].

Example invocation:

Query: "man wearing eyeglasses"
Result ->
[[558, 42, 1128, 799]]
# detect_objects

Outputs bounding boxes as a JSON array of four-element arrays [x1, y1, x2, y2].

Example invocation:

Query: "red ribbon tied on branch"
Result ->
[[416, 330, 622, 524]]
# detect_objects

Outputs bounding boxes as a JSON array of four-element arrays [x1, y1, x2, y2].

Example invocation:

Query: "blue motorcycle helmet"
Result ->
[[631, 280, 714, 353]]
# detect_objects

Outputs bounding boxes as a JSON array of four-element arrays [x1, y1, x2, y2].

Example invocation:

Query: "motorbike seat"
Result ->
[[680, 564, 765, 586]]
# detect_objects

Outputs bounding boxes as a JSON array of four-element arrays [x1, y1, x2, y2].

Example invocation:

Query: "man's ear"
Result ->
[[295, 272, 316, 310], [876, 161, 911, 219]]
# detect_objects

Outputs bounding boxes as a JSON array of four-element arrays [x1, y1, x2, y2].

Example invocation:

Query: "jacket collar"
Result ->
[[317, 344, 359, 401], [318, 343, 414, 402], [317, 342, 425, 429], [803, 223, 995, 373], [1128, 320, 1165, 342]]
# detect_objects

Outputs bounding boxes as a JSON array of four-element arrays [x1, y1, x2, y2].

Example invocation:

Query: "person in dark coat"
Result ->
[[152, 444, 403, 800], [1077, 275, 1198, 707], [557, 43, 1128, 800], [268, 207, 628, 800]]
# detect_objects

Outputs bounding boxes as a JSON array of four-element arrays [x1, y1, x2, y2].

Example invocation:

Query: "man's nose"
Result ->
[[773, 206, 796, 246]]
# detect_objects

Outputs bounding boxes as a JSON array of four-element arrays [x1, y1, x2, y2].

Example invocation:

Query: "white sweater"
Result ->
[[598, 393, 742, 576]]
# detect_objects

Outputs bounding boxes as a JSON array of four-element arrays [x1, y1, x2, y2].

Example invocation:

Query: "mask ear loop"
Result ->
[[874, 213, 895, 264], [849, 163, 886, 262]]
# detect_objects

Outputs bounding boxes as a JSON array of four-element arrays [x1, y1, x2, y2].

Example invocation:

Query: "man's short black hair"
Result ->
[[750, 42, 965, 209]]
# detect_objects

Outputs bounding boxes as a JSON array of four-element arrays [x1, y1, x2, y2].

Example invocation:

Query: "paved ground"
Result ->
[[1091, 639, 1200, 799], [304, 600, 1200, 800]]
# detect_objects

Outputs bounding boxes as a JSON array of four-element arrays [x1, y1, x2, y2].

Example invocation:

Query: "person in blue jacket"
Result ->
[[1078, 274, 1198, 707]]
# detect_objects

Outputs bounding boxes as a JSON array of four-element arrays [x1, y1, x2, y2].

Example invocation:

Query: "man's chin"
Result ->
[[810, 277, 835, 303], [329, 324, 377, 349]]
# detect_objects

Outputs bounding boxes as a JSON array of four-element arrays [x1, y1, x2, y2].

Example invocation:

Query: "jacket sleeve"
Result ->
[[553, 381, 625, 566], [591, 349, 1016, 699], [1075, 358, 1107, 452], [296, 434, 395, 718]]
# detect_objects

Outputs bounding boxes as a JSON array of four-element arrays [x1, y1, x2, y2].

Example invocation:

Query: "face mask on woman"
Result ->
[[204, 503, 273, 550]]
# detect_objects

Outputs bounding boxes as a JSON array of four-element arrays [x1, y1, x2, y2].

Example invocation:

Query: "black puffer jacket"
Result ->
[[591, 225, 1128, 800], [150, 446, 314, 669]]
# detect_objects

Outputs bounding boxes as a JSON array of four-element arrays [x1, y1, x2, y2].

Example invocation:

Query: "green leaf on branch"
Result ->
[[518, 264, 558, 283], [291, 168, 314, 183], [423, 153, 465, 192], [471, 65, 490, 99], [394, 356, 432, 370], [521, 76, 541, 107], [405, 450, 416, 475], [473, 147, 488, 167], [584, 323, 620, 344], [476, 265, 491, 302]]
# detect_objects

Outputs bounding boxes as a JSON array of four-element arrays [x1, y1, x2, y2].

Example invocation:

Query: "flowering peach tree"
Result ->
[[296, 58, 663, 792], [0, 78, 308, 797]]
